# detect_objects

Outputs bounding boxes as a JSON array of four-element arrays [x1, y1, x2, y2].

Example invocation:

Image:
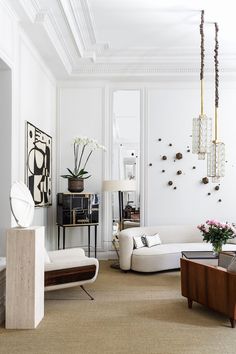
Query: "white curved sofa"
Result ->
[[119, 225, 236, 272]]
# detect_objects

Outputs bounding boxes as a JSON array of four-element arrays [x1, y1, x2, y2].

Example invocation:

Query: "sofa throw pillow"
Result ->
[[145, 234, 162, 248], [133, 236, 145, 249], [227, 256, 236, 272]]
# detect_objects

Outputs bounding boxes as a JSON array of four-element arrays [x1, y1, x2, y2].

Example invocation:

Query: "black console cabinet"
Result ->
[[57, 193, 99, 225], [56, 193, 99, 257]]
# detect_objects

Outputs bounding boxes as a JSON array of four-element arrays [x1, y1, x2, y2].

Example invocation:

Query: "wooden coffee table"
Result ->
[[181, 257, 236, 328], [181, 251, 219, 266], [181, 251, 218, 259]]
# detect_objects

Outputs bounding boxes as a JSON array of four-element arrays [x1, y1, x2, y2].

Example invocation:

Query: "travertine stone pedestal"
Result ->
[[0, 259, 6, 325], [6, 226, 44, 329]]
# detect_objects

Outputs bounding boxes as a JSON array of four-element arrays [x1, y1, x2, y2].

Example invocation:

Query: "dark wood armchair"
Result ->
[[181, 258, 236, 328]]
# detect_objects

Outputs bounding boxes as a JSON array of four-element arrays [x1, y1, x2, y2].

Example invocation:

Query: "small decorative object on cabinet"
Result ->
[[57, 193, 99, 257]]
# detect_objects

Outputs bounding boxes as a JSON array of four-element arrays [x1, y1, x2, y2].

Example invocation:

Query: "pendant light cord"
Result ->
[[200, 10, 205, 115], [214, 22, 219, 141]]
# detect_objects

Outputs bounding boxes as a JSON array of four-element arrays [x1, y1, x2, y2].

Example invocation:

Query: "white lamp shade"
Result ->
[[103, 179, 136, 192]]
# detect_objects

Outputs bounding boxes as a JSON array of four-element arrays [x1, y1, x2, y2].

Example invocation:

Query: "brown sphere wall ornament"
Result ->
[[215, 186, 220, 191], [168, 181, 173, 186], [202, 177, 209, 184], [176, 153, 183, 160], [177, 170, 182, 175], [162, 155, 167, 160], [169, 143, 172, 146]]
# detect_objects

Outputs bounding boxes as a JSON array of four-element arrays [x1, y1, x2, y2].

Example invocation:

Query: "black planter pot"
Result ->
[[68, 178, 84, 193]]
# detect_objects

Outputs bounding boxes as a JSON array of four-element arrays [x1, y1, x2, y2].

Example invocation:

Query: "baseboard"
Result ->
[[95, 250, 118, 261]]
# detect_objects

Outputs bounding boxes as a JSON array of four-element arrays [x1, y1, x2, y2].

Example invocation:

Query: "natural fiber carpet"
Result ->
[[1, 261, 236, 354]]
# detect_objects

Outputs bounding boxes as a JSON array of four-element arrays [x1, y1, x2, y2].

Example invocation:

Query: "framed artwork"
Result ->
[[26, 121, 52, 207]]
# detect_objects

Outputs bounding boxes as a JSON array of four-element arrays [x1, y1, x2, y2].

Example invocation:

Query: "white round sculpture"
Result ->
[[10, 181, 35, 228]]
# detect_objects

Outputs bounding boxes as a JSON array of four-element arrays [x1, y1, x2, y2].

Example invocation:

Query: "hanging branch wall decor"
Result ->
[[192, 10, 212, 160], [207, 23, 225, 182]]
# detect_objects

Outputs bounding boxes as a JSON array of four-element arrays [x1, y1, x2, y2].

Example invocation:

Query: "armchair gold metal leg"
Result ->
[[80, 285, 94, 300]]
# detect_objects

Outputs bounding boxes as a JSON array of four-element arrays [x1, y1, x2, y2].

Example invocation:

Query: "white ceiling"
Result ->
[[9, 0, 236, 79]]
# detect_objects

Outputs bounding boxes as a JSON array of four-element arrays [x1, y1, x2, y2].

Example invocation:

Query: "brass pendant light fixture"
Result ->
[[192, 10, 212, 159], [207, 23, 225, 182]]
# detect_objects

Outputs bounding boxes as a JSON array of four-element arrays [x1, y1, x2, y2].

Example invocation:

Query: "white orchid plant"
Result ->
[[61, 136, 106, 180]]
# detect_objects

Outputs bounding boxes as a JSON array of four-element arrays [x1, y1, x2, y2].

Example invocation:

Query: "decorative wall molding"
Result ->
[[71, 64, 236, 79]]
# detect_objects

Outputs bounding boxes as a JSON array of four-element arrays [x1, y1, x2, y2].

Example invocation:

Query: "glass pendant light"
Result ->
[[192, 10, 212, 160], [207, 23, 225, 182]]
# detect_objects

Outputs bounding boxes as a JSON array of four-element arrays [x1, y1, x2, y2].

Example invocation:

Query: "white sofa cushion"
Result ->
[[131, 243, 236, 272], [145, 234, 161, 247], [133, 236, 145, 249], [48, 248, 86, 263]]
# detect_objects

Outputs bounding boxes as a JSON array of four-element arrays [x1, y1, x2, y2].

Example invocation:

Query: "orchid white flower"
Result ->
[[61, 136, 106, 180]]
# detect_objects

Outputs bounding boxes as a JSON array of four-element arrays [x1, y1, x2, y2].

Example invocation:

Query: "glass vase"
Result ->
[[212, 243, 223, 256]]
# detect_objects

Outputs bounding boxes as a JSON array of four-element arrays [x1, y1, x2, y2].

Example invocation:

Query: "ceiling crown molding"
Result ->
[[36, 11, 73, 74], [59, 0, 108, 61], [16, 0, 73, 74], [19, 0, 40, 23], [8, 0, 236, 79]]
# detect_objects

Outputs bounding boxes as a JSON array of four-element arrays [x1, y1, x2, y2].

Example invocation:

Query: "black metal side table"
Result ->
[[57, 223, 98, 258]]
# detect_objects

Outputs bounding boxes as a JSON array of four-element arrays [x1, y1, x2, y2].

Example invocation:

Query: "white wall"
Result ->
[[146, 81, 236, 226], [58, 80, 236, 258], [0, 0, 56, 255], [57, 86, 104, 251], [18, 35, 57, 250]]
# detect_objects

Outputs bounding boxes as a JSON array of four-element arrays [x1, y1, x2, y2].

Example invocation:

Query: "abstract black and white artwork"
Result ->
[[26, 121, 52, 207]]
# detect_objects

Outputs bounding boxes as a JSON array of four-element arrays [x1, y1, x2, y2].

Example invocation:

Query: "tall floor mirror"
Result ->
[[111, 89, 140, 233]]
